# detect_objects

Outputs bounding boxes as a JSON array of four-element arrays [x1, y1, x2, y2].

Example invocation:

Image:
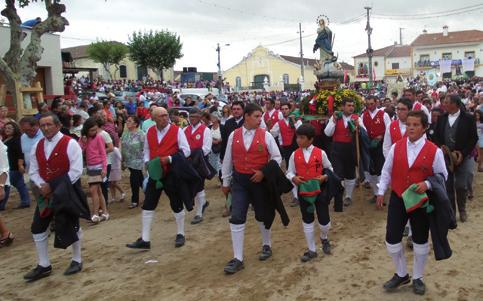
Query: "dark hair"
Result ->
[[96, 116, 105, 127], [474, 110, 482, 123], [231, 100, 245, 109], [4, 121, 21, 138], [296, 123, 316, 140], [431, 107, 443, 114], [265, 98, 275, 105], [407, 110, 429, 128], [72, 114, 82, 126], [397, 98, 413, 110], [39, 112, 61, 125], [446, 94, 462, 107], [244, 103, 263, 116], [87, 107, 98, 117], [366, 95, 379, 102], [127, 115, 140, 127], [342, 97, 354, 106], [391, 91, 398, 97], [81, 117, 99, 137], [404, 88, 416, 95], [58, 113, 72, 128], [19, 116, 39, 126], [280, 102, 291, 109]]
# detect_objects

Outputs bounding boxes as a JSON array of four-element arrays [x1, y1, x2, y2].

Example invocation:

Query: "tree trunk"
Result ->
[[103, 63, 113, 80], [158, 68, 164, 82]]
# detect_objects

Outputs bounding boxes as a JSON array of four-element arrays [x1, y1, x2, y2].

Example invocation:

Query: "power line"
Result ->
[[372, 4, 483, 20], [373, 3, 483, 17]]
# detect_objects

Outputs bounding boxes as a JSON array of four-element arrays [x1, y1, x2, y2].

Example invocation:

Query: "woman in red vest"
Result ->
[[376, 111, 447, 295], [221, 103, 282, 274], [324, 98, 366, 209], [126, 107, 191, 250], [286, 124, 334, 262]]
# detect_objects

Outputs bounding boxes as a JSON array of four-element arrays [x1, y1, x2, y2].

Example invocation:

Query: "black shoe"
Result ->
[[321, 239, 331, 255], [191, 215, 203, 224], [300, 250, 317, 262], [64, 261, 82, 276], [343, 198, 352, 207], [24, 265, 52, 282], [224, 258, 244, 274], [202, 201, 209, 213], [412, 278, 426, 295], [15, 204, 30, 209], [383, 273, 410, 291], [175, 234, 185, 248], [259, 245, 272, 261], [126, 238, 151, 249]]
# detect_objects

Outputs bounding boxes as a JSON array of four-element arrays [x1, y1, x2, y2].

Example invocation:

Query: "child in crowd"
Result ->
[[109, 146, 125, 203]]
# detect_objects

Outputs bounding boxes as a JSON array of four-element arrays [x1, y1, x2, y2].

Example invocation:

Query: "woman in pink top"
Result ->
[[79, 118, 109, 223]]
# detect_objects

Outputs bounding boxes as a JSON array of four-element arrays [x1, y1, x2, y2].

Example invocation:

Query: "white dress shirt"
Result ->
[[382, 120, 407, 158], [448, 110, 461, 127], [413, 102, 432, 124], [29, 131, 83, 187], [221, 126, 282, 187], [270, 118, 302, 145], [378, 136, 447, 196], [143, 123, 191, 163], [0, 140, 10, 186], [286, 145, 333, 181], [324, 114, 366, 137], [186, 122, 212, 156]]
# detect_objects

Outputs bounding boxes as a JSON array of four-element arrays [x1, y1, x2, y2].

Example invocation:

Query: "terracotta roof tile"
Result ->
[[411, 30, 483, 47]]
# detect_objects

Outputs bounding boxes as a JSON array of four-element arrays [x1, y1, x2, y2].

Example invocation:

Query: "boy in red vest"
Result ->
[[221, 103, 282, 274], [362, 95, 391, 202], [24, 113, 85, 282], [324, 98, 366, 209], [403, 88, 431, 124], [126, 107, 191, 250], [286, 124, 334, 262], [184, 108, 212, 224], [270, 102, 302, 205], [376, 111, 447, 295], [263, 98, 283, 130]]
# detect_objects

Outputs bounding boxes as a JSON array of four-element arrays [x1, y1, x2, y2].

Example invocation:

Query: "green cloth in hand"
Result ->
[[402, 184, 430, 213], [147, 157, 164, 189], [298, 179, 321, 214]]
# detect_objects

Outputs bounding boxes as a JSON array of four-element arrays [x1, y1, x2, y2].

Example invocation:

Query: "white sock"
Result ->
[[33, 231, 50, 267], [407, 221, 413, 237], [386, 241, 407, 277], [71, 228, 82, 263], [319, 221, 331, 240], [370, 175, 380, 196], [141, 210, 154, 242], [364, 171, 370, 183], [230, 223, 245, 261], [344, 179, 356, 199], [258, 221, 272, 247], [292, 186, 298, 199], [303, 222, 316, 252], [195, 190, 206, 217], [174, 210, 185, 236], [413, 242, 430, 280]]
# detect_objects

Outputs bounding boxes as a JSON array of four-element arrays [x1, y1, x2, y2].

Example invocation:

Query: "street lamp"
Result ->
[[216, 43, 230, 95]]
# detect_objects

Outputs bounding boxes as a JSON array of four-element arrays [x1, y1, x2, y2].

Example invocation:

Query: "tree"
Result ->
[[0, 0, 68, 116], [87, 40, 128, 80], [128, 30, 183, 81]]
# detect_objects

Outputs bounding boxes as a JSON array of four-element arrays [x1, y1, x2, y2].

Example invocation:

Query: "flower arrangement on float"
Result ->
[[300, 89, 363, 118]]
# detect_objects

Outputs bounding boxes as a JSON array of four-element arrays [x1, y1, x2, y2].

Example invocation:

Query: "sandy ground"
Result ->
[[0, 170, 482, 301]]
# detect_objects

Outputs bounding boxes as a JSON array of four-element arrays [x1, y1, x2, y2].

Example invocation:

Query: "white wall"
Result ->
[[0, 25, 63, 95], [353, 55, 385, 81]]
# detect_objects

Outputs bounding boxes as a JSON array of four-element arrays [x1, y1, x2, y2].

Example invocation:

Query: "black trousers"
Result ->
[[31, 206, 79, 234], [299, 193, 330, 225], [142, 178, 184, 213], [129, 168, 144, 205], [101, 164, 112, 205], [229, 172, 271, 226], [385, 192, 430, 245], [280, 145, 296, 169], [368, 140, 384, 176], [331, 142, 356, 179]]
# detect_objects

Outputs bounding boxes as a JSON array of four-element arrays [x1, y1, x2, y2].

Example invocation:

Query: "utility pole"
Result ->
[[216, 43, 230, 95], [364, 6, 373, 89], [298, 22, 304, 91], [399, 27, 404, 45]]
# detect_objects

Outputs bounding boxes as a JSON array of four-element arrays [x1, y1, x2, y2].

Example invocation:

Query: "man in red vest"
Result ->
[[24, 113, 85, 282], [376, 111, 447, 295], [286, 124, 334, 262], [324, 98, 366, 209], [262, 98, 283, 130], [184, 108, 212, 224], [126, 107, 191, 250], [403, 88, 431, 124], [362, 95, 391, 202], [221, 103, 282, 274], [382, 98, 412, 158], [270, 102, 302, 205]]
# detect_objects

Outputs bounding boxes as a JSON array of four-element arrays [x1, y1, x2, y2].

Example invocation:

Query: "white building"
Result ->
[[0, 24, 63, 95], [353, 44, 412, 83], [411, 27, 483, 80]]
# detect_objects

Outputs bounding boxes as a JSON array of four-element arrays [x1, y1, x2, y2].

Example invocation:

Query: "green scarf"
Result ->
[[147, 157, 164, 189], [402, 184, 433, 213], [298, 179, 321, 213], [37, 195, 53, 218]]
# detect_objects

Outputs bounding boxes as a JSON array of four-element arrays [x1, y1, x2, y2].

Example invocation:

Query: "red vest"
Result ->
[[294, 147, 323, 180], [184, 123, 206, 151], [36, 135, 71, 182], [232, 127, 269, 174], [391, 138, 437, 197], [413, 102, 422, 111], [263, 110, 280, 130], [333, 114, 358, 143], [389, 120, 406, 144], [147, 124, 179, 160], [363, 109, 386, 139], [278, 119, 295, 147]]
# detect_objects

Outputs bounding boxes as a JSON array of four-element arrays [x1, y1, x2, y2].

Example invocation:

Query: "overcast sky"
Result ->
[[14, 0, 483, 72]]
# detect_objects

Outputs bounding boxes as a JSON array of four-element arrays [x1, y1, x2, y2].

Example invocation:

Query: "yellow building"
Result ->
[[224, 46, 354, 91], [62, 44, 174, 81]]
